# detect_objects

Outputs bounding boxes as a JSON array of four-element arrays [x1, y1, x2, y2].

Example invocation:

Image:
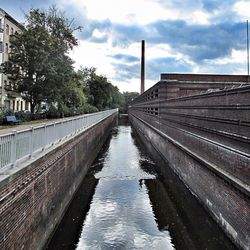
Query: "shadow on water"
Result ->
[[46, 136, 113, 250], [131, 126, 236, 250], [46, 117, 237, 250]]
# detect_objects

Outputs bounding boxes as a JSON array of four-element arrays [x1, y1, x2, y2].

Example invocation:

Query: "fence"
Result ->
[[0, 109, 118, 171]]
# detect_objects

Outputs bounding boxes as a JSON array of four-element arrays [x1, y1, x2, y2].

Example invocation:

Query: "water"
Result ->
[[47, 120, 237, 250]]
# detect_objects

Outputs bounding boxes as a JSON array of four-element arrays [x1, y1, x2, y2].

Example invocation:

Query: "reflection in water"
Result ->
[[47, 120, 236, 250], [76, 126, 175, 249]]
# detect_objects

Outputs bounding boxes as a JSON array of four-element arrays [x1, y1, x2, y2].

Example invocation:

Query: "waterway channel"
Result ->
[[46, 118, 236, 250]]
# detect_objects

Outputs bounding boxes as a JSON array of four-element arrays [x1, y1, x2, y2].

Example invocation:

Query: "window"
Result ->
[[25, 101, 29, 110], [11, 27, 14, 35], [5, 43, 8, 53], [0, 42, 3, 52], [6, 24, 9, 35]]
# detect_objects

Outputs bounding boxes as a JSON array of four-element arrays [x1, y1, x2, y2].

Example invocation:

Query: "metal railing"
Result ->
[[0, 109, 118, 171]]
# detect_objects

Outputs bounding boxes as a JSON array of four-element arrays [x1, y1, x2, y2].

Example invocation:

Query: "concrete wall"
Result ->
[[0, 113, 117, 250], [129, 85, 250, 250]]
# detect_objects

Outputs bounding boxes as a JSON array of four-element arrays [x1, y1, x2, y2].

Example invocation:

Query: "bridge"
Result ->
[[0, 74, 249, 250]]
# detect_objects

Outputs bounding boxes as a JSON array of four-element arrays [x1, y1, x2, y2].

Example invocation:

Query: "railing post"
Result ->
[[11, 130, 17, 167], [53, 122, 56, 144], [29, 126, 34, 158], [43, 123, 47, 151]]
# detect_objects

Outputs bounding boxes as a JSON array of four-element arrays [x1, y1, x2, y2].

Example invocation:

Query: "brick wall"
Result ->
[[129, 83, 250, 250], [129, 114, 250, 250], [161, 73, 249, 82], [0, 113, 117, 250]]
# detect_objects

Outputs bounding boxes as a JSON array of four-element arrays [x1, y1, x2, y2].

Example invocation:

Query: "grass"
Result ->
[[0, 119, 50, 130]]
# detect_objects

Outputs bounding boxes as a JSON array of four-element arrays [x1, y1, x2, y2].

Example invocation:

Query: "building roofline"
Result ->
[[0, 8, 24, 30], [160, 73, 249, 82]]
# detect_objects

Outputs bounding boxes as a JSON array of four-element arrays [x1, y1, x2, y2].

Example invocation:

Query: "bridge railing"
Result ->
[[0, 109, 118, 171]]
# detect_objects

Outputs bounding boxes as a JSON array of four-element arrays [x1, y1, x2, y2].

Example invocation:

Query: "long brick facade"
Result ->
[[129, 74, 250, 250], [0, 113, 117, 250]]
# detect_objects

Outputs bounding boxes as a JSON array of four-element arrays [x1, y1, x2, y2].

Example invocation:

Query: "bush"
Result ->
[[0, 108, 14, 124], [0, 109, 4, 125], [46, 106, 61, 119], [15, 111, 32, 121], [83, 104, 99, 114]]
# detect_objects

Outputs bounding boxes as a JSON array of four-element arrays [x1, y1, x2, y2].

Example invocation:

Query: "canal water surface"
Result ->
[[47, 120, 236, 250]]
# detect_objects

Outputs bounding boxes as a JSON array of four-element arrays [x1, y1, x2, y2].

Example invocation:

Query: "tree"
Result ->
[[1, 7, 81, 113], [2, 22, 50, 113], [122, 92, 139, 113], [77, 67, 111, 110]]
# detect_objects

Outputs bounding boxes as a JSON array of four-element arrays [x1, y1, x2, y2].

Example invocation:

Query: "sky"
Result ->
[[1, 0, 250, 92]]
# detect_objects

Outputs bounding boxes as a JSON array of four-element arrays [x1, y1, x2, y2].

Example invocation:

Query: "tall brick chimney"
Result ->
[[141, 40, 145, 94]]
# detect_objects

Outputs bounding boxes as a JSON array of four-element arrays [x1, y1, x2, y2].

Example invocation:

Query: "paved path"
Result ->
[[0, 116, 81, 136]]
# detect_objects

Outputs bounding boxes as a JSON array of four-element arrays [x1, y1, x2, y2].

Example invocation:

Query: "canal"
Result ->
[[46, 118, 236, 250]]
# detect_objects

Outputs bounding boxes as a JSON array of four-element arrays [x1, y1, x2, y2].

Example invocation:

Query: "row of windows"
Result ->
[[132, 89, 159, 104], [0, 41, 9, 53], [13, 100, 29, 111], [147, 89, 159, 100], [0, 19, 15, 34], [5, 24, 14, 35], [138, 107, 159, 116]]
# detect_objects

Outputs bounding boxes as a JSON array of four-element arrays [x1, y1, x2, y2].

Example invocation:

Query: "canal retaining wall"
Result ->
[[0, 112, 117, 250], [129, 84, 250, 250]]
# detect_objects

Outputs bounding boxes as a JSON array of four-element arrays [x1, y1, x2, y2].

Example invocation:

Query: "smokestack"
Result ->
[[141, 40, 145, 94]]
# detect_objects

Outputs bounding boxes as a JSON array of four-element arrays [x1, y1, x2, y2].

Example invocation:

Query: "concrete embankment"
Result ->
[[0, 112, 117, 250]]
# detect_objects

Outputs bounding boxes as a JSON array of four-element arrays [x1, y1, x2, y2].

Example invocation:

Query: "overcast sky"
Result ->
[[1, 0, 250, 92]]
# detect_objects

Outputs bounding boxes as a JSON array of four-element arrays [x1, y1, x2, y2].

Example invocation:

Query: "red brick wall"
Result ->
[[0, 114, 117, 250], [161, 73, 249, 82], [129, 84, 250, 250], [129, 114, 250, 250]]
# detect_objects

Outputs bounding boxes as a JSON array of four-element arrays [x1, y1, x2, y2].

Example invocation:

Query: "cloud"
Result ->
[[112, 62, 140, 82], [54, 0, 250, 91], [157, 0, 237, 14], [112, 54, 139, 63], [58, 0, 247, 64], [146, 57, 193, 79], [78, 19, 111, 41], [109, 20, 246, 63], [112, 56, 192, 83]]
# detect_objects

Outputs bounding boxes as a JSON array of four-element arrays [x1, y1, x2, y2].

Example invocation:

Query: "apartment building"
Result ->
[[0, 8, 30, 111]]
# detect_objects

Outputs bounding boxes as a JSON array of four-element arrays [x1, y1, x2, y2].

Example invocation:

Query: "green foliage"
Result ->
[[0, 110, 4, 124], [122, 92, 139, 113], [1, 6, 81, 114], [83, 104, 99, 114], [78, 67, 126, 112], [14, 111, 32, 121], [1, 6, 139, 118], [0, 108, 15, 124], [46, 106, 61, 119]]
